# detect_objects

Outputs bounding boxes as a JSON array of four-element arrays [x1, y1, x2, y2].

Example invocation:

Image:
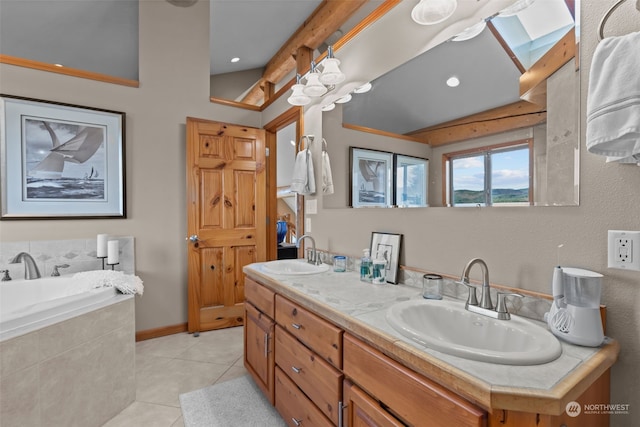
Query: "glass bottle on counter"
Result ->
[[360, 249, 372, 282]]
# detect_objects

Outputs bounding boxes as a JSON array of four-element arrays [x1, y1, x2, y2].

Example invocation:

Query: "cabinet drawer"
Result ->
[[245, 277, 275, 317], [344, 379, 404, 427], [275, 366, 333, 427], [275, 325, 343, 425], [344, 334, 486, 427], [275, 295, 343, 368]]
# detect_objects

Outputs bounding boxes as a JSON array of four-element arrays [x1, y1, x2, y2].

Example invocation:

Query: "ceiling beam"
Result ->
[[406, 101, 547, 146], [241, 0, 368, 105]]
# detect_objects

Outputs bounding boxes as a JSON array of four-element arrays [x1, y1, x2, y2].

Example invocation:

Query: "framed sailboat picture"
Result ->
[[0, 94, 126, 219]]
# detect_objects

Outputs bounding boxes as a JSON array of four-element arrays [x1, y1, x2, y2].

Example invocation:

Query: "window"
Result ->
[[445, 140, 532, 207], [395, 155, 428, 207]]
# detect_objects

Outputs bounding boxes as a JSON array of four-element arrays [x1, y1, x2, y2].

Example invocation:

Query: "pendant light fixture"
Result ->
[[287, 45, 346, 106], [319, 46, 345, 85], [411, 0, 458, 25], [451, 19, 487, 41], [287, 75, 311, 106]]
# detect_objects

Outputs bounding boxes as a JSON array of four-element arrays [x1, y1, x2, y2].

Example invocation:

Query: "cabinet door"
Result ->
[[244, 302, 275, 404], [343, 380, 403, 427]]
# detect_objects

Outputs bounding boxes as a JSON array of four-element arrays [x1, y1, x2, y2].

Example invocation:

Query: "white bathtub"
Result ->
[[0, 272, 135, 426], [0, 273, 126, 342]]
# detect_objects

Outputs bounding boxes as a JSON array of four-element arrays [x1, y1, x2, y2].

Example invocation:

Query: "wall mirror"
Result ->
[[322, 0, 580, 208]]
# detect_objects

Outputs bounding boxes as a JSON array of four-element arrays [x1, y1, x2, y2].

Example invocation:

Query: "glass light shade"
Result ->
[[335, 94, 352, 104], [353, 82, 372, 93], [319, 58, 345, 85], [303, 72, 328, 97], [498, 0, 536, 17], [411, 0, 457, 25], [321, 103, 336, 112], [452, 20, 486, 41], [288, 84, 311, 106]]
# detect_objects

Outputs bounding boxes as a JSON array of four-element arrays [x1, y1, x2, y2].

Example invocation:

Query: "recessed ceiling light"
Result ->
[[54, 63, 64, 67], [230, 57, 240, 63], [446, 76, 460, 87]]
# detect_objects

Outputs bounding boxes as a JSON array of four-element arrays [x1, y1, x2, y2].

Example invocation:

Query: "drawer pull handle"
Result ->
[[292, 418, 302, 426], [264, 333, 269, 358], [291, 366, 302, 374], [292, 323, 302, 330]]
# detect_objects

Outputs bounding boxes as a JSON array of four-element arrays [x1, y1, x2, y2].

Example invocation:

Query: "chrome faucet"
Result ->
[[457, 258, 523, 320], [297, 234, 322, 265], [460, 258, 493, 309], [9, 252, 41, 280]]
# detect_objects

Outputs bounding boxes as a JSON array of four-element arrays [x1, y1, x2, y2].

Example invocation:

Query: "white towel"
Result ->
[[586, 31, 640, 163], [73, 270, 144, 295], [290, 149, 315, 195], [322, 151, 334, 195]]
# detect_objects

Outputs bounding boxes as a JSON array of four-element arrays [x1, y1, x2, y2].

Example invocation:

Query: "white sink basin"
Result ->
[[386, 299, 562, 365], [261, 259, 330, 275]]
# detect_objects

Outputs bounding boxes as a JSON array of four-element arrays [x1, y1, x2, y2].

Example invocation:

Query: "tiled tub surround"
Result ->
[[0, 295, 135, 427], [244, 262, 619, 415], [0, 237, 137, 426], [0, 236, 135, 280]]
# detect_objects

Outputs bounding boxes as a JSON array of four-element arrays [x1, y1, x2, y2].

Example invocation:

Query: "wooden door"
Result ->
[[186, 118, 266, 333]]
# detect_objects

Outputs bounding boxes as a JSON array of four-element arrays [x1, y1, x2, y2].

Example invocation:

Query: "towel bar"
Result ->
[[598, 0, 640, 41]]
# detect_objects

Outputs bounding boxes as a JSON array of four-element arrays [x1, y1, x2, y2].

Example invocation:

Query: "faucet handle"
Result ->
[[51, 264, 70, 277], [0, 269, 11, 281], [496, 292, 524, 319], [458, 280, 479, 307]]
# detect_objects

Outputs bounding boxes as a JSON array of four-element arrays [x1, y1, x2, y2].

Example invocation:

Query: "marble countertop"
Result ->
[[244, 262, 619, 415]]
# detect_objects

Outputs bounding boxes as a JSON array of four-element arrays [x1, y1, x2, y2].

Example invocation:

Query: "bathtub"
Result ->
[[0, 273, 126, 342], [0, 273, 135, 426]]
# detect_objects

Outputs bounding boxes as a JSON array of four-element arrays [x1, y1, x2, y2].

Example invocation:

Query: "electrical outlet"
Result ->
[[608, 230, 640, 271]]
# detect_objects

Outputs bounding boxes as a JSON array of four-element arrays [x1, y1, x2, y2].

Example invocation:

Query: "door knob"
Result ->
[[187, 235, 199, 243]]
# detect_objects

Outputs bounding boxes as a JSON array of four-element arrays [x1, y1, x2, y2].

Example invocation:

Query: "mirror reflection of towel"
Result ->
[[322, 151, 334, 195], [586, 31, 640, 163], [290, 149, 315, 195]]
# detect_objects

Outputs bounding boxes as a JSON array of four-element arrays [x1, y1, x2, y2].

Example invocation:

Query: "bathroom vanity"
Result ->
[[243, 263, 619, 427]]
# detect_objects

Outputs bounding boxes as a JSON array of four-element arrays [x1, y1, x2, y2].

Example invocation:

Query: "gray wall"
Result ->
[[0, 0, 260, 333]]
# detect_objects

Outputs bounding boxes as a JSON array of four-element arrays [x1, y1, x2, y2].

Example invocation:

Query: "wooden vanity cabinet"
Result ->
[[343, 379, 404, 427], [275, 295, 344, 425], [344, 334, 487, 427], [244, 277, 276, 404], [244, 275, 613, 427]]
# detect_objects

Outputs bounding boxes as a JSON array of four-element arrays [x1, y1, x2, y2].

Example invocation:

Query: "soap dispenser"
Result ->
[[360, 249, 372, 282]]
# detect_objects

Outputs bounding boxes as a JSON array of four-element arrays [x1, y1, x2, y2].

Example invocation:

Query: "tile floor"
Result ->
[[103, 326, 246, 427]]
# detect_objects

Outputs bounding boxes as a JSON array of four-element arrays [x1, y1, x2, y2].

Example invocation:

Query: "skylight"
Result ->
[[491, 0, 575, 70]]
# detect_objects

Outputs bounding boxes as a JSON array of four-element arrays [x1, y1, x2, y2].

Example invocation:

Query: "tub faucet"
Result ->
[[9, 252, 41, 280], [297, 234, 321, 265]]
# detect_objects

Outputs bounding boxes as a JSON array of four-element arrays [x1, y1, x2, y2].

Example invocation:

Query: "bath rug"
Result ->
[[179, 375, 286, 427]]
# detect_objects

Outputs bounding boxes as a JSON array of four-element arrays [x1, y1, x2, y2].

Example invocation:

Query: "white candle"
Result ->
[[107, 240, 119, 265], [97, 234, 108, 258]]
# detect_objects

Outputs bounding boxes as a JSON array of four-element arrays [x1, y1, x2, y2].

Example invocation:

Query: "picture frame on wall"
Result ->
[[0, 94, 126, 219], [349, 147, 393, 208], [370, 231, 403, 284], [394, 154, 428, 207]]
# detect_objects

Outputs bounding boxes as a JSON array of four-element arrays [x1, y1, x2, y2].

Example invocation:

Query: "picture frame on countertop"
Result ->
[[370, 231, 403, 284], [0, 94, 126, 219], [349, 147, 393, 208]]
